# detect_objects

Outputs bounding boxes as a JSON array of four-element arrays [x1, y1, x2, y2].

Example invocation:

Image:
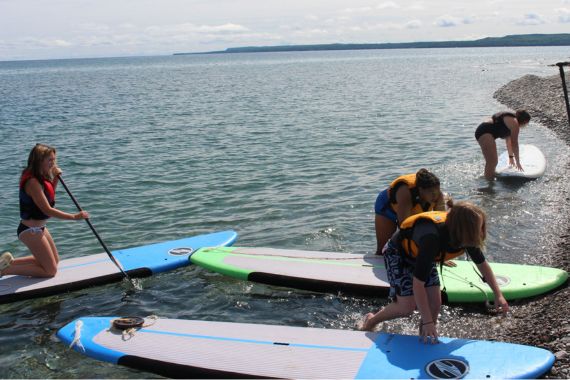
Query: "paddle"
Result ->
[[57, 175, 134, 284]]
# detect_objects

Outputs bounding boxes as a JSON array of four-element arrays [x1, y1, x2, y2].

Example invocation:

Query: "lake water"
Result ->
[[1, 47, 569, 378]]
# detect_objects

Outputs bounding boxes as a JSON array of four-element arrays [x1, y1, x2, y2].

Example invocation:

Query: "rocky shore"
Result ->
[[493, 72, 570, 378]]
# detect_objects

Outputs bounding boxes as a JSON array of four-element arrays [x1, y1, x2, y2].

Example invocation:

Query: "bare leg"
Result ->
[[4, 228, 58, 277], [360, 295, 416, 331], [477, 134, 498, 181], [8, 256, 37, 265], [374, 215, 396, 255], [44, 229, 60, 265]]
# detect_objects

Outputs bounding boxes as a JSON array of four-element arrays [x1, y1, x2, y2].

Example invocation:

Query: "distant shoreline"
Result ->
[[175, 33, 570, 55]]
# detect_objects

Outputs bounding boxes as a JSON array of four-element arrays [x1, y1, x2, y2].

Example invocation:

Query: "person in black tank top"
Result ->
[[1, 144, 90, 279], [474, 109, 530, 180]]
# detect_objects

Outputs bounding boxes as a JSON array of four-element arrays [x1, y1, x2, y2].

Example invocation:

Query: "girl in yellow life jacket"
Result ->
[[360, 201, 508, 344], [374, 168, 445, 255]]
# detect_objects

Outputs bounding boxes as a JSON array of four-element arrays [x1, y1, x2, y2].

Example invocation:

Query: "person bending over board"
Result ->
[[374, 169, 446, 255], [475, 110, 531, 180], [359, 201, 509, 344], [0, 144, 89, 278]]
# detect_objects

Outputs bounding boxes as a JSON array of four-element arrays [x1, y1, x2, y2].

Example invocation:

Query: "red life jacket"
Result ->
[[19, 170, 55, 220]]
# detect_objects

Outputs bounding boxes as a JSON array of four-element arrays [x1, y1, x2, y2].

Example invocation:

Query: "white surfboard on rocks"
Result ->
[[496, 144, 546, 179]]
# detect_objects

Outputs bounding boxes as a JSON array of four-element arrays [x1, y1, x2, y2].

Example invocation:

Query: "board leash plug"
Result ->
[[112, 316, 145, 330]]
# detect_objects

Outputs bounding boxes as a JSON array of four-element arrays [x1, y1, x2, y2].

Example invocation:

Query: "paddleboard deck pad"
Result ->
[[191, 247, 567, 303], [57, 316, 555, 379], [496, 144, 546, 179], [0, 230, 237, 304]]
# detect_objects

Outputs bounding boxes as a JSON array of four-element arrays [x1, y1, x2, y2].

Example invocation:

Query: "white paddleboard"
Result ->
[[496, 144, 546, 179]]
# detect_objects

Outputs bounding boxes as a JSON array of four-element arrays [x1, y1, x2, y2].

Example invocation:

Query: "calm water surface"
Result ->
[[1, 47, 569, 378]]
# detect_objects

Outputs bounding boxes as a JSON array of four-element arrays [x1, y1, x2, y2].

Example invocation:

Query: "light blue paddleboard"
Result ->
[[0, 230, 237, 304], [57, 316, 555, 379]]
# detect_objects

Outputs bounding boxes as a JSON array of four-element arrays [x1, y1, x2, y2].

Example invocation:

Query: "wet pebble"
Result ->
[[555, 351, 568, 360], [494, 73, 570, 378]]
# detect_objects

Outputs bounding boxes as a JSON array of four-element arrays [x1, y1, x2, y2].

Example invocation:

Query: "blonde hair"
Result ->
[[446, 200, 486, 249], [23, 143, 57, 180]]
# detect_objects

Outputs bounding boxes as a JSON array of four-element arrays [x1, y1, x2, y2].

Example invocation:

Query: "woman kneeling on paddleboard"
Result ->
[[360, 201, 509, 344], [475, 109, 530, 180], [0, 144, 89, 278], [374, 169, 446, 255]]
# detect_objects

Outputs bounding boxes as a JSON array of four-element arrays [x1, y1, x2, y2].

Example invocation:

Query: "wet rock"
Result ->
[[556, 350, 569, 360]]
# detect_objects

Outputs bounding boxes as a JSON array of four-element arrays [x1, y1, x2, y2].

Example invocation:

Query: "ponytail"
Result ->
[[415, 168, 440, 189]]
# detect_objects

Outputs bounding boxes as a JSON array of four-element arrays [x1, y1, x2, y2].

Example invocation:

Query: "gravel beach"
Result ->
[[492, 71, 570, 378]]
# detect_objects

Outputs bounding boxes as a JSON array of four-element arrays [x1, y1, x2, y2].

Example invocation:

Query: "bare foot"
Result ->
[[0, 252, 14, 276]]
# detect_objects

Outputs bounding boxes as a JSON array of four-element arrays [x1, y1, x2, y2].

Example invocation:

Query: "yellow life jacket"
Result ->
[[399, 211, 464, 262], [388, 174, 436, 215]]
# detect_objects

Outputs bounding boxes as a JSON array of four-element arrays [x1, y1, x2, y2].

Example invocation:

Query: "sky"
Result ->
[[1, 0, 570, 61]]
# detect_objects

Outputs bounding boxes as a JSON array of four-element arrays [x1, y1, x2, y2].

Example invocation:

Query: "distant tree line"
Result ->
[[174, 34, 570, 55]]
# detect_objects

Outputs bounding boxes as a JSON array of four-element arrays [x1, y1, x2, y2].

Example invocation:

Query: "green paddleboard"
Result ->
[[439, 260, 567, 303], [191, 247, 568, 303]]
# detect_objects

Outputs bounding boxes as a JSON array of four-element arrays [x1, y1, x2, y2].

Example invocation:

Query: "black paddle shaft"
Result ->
[[57, 175, 132, 281]]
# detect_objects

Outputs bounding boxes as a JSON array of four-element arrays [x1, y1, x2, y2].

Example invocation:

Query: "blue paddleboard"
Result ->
[[57, 316, 555, 379], [0, 230, 237, 304]]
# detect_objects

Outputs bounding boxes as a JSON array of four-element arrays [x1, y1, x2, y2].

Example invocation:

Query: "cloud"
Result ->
[[119, 23, 137, 30], [557, 8, 570, 23], [51, 39, 73, 47], [341, 6, 374, 14], [21, 37, 73, 48], [435, 15, 466, 28], [405, 20, 422, 29], [376, 2, 399, 10], [515, 13, 545, 25], [354, 20, 423, 32], [77, 23, 112, 33], [341, 2, 398, 14], [0, 21, 257, 57], [196, 31, 281, 45], [433, 14, 475, 28], [146, 23, 250, 36], [292, 28, 329, 37], [406, 2, 425, 11]]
